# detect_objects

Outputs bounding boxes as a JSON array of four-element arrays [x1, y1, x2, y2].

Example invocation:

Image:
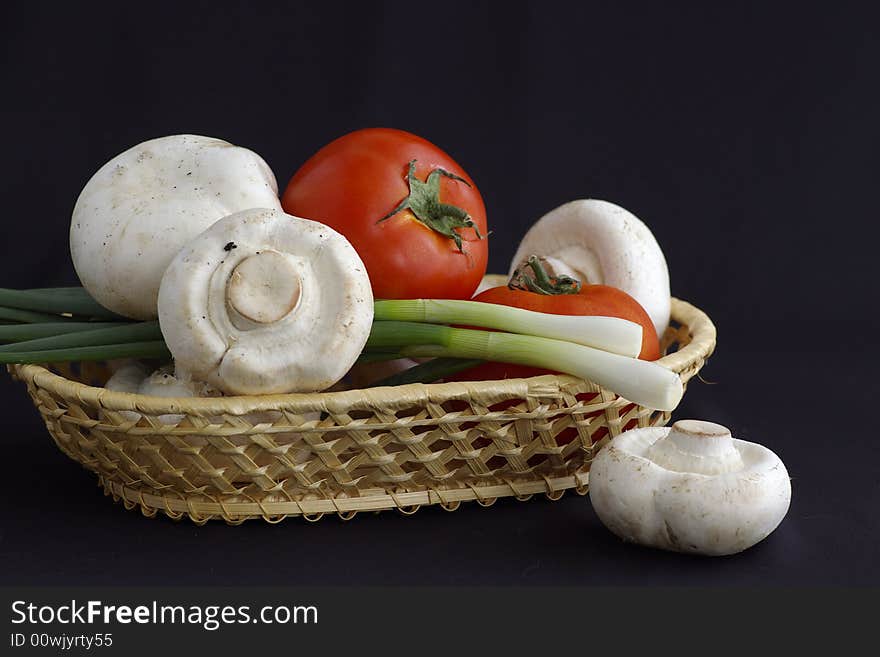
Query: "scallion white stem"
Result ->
[[374, 298, 642, 358], [368, 322, 682, 411]]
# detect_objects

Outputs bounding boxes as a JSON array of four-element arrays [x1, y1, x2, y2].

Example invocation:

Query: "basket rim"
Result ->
[[10, 296, 715, 416]]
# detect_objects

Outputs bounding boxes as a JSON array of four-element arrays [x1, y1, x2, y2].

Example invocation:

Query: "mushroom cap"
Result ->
[[71, 134, 282, 319], [588, 420, 791, 556], [157, 208, 374, 395], [509, 199, 671, 338]]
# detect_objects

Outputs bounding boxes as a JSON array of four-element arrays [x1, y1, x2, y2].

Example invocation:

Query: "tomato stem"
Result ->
[[376, 159, 484, 253], [509, 255, 582, 295]]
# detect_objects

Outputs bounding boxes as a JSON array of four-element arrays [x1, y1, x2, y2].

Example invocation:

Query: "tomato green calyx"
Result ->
[[509, 255, 582, 295], [377, 159, 484, 252]]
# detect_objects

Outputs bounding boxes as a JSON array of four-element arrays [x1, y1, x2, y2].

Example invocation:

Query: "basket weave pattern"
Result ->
[[10, 298, 715, 524]]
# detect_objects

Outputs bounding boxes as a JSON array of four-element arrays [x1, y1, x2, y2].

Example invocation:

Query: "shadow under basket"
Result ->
[[9, 297, 716, 525]]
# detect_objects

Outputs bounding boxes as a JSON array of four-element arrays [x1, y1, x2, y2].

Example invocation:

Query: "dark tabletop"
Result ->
[[1, 1, 877, 587]]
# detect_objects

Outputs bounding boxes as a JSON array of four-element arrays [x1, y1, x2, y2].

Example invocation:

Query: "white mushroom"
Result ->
[[588, 420, 791, 556], [509, 199, 671, 337], [103, 361, 320, 445], [472, 273, 510, 297], [104, 360, 151, 394], [157, 207, 374, 395], [103, 360, 152, 423], [135, 365, 222, 424], [103, 362, 222, 424], [70, 134, 283, 319], [138, 364, 222, 398]]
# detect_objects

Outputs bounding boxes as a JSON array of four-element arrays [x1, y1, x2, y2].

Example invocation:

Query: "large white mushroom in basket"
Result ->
[[157, 207, 374, 395], [70, 134, 283, 319]]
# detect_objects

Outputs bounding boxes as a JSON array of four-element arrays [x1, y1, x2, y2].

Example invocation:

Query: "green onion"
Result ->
[[374, 298, 642, 357], [0, 322, 129, 343], [0, 321, 162, 353], [0, 287, 676, 409], [0, 341, 171, 365], [0, 306, 75, 323], [0, 287, 124, 320], [368, 357, 483, 388], [354, 350, 405, 364], [366, 321, 681, 411]]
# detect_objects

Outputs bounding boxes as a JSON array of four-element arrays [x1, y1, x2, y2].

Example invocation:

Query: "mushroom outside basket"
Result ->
[[8, 297, 715, 525]]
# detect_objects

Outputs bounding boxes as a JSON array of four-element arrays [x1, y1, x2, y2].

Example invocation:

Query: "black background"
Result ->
[[1, 1, 877, 586]]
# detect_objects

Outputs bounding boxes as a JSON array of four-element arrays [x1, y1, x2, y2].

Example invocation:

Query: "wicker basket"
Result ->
[[9, 297, 715, 524]]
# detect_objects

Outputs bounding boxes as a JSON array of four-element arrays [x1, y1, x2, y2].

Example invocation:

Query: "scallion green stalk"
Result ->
[[368, 357, 483, 388], [367, 321, 681, 411], [0, 321, 162, 353], [0, 287, 124, 320], [0, 341, 171, 365], [0, 306, 74, 323], [0, 288, 677, 409], [0, 322, 127, 343], [373, 298, 642, 357], [354, 350, 405, 364]]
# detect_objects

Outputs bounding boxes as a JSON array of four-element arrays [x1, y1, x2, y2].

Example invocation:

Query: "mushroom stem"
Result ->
[[645, 420, 745, 475], [542, 251, 601, 286], [227, 250, 302, 325]]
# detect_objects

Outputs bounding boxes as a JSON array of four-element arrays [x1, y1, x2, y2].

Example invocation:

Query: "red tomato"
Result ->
[[282, 128, 488, 300], [455, 283, 661, 383]]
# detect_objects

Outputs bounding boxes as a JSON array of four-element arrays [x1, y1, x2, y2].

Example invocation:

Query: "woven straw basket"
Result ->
[[9, 297, 715, 525]]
